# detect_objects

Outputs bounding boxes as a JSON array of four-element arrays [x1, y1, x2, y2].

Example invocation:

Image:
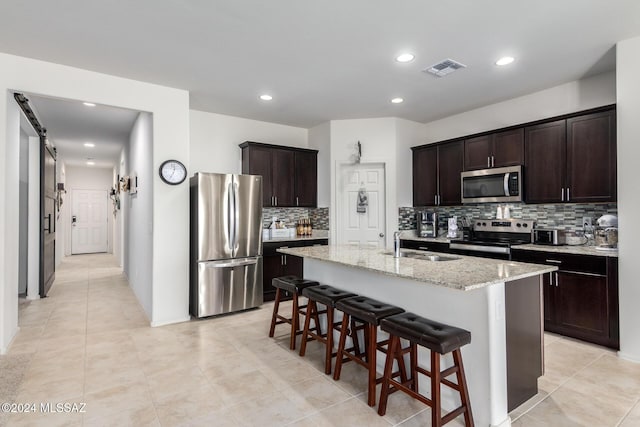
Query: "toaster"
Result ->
[[533, 229, 566, 246]]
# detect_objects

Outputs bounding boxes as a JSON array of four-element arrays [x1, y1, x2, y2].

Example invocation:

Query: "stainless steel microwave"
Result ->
[[461, 165, 522, 203]]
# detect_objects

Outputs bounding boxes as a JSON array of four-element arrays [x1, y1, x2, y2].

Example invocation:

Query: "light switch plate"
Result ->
[[583, 217, 592, 228]]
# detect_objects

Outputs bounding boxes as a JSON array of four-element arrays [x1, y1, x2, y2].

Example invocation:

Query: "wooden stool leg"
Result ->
[[325, 306, 334, 375], [378, 335, 399, 416], [290, 292, 299, 350], [269, 288, 281, 337], [410, 343, 418, 393], [299, 299, 315, 357], [395, 340, 408, 384], [351, 318, 362, 358], [431, 350, 442, 427], [453, 349, 474, 427], [367, 323, 378, 407], [333, 313, 350, 381]]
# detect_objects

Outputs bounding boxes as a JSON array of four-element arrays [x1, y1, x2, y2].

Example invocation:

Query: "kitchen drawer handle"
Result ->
[[418, 246, 430, 251], [545, 259, 563, 264], [560, 270, 606, 278]]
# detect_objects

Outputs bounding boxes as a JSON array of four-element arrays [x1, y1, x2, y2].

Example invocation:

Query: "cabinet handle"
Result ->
[[566, 188, 570, 202], [283, 255, 287, 266], [418, 246, 430, 251], [555, 272, 559, 287], [296, 196, 299, 206], [435, 195, 438, 205], [438, 195, 441, 205], [487, 157, 491, 168], [274, 196, 278, 206], [545, 259, 562, 264], [492, 156, 495, 167], [561, 188, 565, 201]]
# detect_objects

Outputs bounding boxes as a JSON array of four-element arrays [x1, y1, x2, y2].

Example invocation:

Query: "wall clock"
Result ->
[[159, 160, 187, 185]]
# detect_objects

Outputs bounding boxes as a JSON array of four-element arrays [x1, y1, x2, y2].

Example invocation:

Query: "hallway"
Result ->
[[2, 254, 640, 426]]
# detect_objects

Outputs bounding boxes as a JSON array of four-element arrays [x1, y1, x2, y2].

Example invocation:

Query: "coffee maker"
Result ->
[[417, 211, 438, 238]]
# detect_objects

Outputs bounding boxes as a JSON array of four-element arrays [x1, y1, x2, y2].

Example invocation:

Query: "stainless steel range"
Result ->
[[450, 219, 536, 259]]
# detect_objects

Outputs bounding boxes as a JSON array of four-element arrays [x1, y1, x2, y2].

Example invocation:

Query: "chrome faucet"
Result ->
[[393, 231, 401, 258]]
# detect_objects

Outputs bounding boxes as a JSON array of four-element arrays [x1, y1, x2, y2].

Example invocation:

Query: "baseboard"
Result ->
[[150, 316, 191, 327], [0, 327, 19, 355], [491, 416, 512, 427], [618, 351, 640, 364]]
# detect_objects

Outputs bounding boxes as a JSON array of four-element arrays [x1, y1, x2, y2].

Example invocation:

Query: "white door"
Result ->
[[338, 163, 386, 247], [71, 189, 108, 254]]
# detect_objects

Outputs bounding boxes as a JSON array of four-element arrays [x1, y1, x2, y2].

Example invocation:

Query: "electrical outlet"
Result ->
[[583, 217, 592, 228]]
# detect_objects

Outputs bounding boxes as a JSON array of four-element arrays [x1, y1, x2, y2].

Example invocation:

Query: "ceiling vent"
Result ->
[[424, 58, 466, 77]]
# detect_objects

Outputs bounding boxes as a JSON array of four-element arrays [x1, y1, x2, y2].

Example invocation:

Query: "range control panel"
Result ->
[[474, 219, 536, 233]]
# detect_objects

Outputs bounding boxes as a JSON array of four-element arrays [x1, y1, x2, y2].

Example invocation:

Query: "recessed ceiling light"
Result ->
[[259, 94, 273, 101], [495, 56, 515, 66], [86, 161, 95, 166], [396, 53, 415, 63], [84, 142, 95, 147], [83, 102, 96, 107], [391, 97, 404, 104]]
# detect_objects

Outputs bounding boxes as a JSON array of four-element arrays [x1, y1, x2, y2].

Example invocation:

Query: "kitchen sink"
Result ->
[[384, 251, 459, 262]]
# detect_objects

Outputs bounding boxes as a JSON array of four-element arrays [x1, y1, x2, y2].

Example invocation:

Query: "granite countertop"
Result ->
[[278, 245, 556, 291], [263, 230, 329, 243], [514, 243, 618, 258], [400, 230, 618, 258]]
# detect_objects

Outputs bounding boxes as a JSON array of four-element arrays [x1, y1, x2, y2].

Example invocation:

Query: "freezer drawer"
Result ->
[[192, 257, 263, 318]]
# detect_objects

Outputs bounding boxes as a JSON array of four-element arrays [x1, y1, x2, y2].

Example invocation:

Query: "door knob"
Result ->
[[379, 233, 385, 238]]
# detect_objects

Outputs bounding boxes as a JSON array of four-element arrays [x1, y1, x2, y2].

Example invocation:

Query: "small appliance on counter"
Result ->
[[595, 214, 618, 250], [417, 211, 438, 237], [533, 228, 567, 246]]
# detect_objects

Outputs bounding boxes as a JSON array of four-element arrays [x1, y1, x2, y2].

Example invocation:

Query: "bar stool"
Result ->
[[378, 312, 474, 427], [268, 276, 319, 350], [333, 296, 405, 406], [298, 285, 357, 374]]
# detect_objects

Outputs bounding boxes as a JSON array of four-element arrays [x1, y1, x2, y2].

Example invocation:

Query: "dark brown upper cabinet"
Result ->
[[525, 109, 616, 204], [240, 142, 318, 207], [464, 129, 524, 171], [566, 110, 616, 202], [412, 140, 464, 207]]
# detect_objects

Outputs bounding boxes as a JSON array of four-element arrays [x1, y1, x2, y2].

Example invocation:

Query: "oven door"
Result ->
[[449, 242, 512, 260], [461, 165, 522, 203]]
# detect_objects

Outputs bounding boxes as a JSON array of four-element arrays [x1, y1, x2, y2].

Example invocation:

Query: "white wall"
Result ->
[[124, 112, 154, 318], [55, 161, 66, 267], [64, 165, 113, 255], [329, 118, 399, 248], [422, 71, 616, 143], [308, 121, 331, 207], [189, 110, 308, 175], [616, 36, 640, 362], [1, 52, 190, 351]]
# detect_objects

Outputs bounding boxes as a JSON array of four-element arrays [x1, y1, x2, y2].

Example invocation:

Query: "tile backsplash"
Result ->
[[399, 203, 618, 232], [263, 207, 329, 230]]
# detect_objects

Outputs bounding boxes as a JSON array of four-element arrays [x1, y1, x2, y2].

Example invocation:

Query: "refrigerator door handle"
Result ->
[[233, 180, 240, 256], [202, 258, 259, 269], [227, 182, 234, 253]]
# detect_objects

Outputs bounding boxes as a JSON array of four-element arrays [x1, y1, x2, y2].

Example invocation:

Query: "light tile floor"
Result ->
[[1, 253, 639, 426]]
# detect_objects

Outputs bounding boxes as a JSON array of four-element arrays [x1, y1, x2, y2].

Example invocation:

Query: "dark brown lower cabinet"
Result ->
[[511, 249, 619, 349], [262, 239, 328, 301]]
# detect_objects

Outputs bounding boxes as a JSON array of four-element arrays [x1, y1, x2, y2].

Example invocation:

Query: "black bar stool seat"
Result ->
[[299, 285, 357, 374], [268, 276, 319, 350], [333, 296, 405, 406], [378, 312, 474, 427]]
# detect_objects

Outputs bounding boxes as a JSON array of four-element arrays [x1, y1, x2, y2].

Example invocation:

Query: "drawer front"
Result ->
[[511, 249, 606, 275]]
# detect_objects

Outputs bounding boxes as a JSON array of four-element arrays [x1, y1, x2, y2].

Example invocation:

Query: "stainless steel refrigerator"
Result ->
[[190, 172, 263, 318]]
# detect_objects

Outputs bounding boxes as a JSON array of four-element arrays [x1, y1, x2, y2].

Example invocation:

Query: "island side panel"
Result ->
[[505, 275, 544, 411], [304, 258, 512, 427]]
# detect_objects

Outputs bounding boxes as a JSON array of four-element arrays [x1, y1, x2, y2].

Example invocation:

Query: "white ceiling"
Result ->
[[3, 1, 640, 129], [26, 94, 138, 168]]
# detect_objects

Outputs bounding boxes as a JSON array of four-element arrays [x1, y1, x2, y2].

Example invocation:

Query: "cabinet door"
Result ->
[[283, 254, 304, 277], [294, 151, 317, 207], [272, 149, 295, 207], [438, 141, 464, 206], [492, 128, 524, 168], [566, 111, 616, 202], [464, 135, 492, 171], [412, 146, 438, 206], [524, 120, 566, 203], [555, 271, 609, 342], [263, 254, 284, 302], [244, 145, 274, 206]]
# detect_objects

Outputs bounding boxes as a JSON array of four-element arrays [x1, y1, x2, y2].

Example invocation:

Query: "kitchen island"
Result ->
[[278, 245, 556, 427]]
